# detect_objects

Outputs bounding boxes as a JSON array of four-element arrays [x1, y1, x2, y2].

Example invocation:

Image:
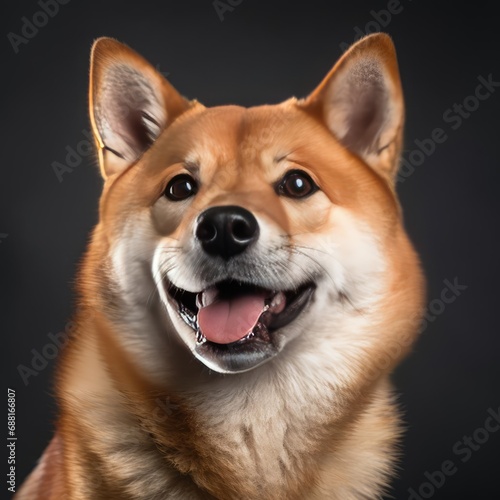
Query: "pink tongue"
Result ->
[[197, 292, 266, 344]]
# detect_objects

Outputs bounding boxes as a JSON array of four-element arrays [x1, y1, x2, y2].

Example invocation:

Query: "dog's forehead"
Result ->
[[178, 103, 298, 139], [157, 102, 309, 170]]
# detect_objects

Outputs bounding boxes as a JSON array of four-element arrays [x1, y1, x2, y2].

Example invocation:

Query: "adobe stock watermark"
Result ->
[[339, 0, 412, 52], [7, 0, 72, 54], [420, 277, 467, 331], [51, 63, 171, 183], [365, 277, 467, 382], [408, 405, 500, 499], [213, 0, 244, 22], [17, 307, 96, 385], [150, 394, 180, 421], [52, 128, 94, 182], [155, 64, 170, 78], [397, 73, 499, 183]]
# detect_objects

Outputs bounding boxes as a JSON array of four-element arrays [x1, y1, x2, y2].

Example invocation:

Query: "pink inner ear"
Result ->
[[325, 59, 393, 155], [94, 64, 166, 162]]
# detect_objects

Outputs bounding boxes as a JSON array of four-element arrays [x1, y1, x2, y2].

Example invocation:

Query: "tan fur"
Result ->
[[17, 33, 425, 499]]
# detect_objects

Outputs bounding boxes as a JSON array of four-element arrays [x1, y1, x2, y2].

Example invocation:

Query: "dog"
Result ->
[[17, 33, 424, 499]]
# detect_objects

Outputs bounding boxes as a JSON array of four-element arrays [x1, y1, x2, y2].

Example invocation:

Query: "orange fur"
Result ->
[[17, 33, 424, 499]]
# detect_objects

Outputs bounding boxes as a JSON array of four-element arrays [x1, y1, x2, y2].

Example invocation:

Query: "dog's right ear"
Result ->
[[89, 38, 191, 178], [299, 33, 404, 181]]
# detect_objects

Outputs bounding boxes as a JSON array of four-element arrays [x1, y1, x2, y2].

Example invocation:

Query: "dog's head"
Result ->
[[86, 34, 424, 382]]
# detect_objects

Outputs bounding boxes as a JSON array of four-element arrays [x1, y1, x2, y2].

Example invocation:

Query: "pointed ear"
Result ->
[[89, 38, 191, 178], [300, 33, 404, 180]]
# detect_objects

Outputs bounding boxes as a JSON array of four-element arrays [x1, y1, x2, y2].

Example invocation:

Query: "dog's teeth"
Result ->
[[179, 304, 197, 329], [196, 287, 219, 308], [236, 330, 255, 344], [195, 294, 203, 309], [253, 322, 271, 342], [196, 329, 207, 344], [268, 292, 286, 314]]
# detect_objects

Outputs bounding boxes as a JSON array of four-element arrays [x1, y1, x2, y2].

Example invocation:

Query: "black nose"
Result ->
[[196, 205, 259, 260]]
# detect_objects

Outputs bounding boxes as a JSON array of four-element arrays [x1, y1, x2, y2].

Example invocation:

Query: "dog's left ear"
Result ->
[[89, 38, 191, 178], [300, 33, 404, 180]]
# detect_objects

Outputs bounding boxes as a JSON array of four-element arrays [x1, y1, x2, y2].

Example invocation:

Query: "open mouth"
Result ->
[[165, 279, 315, 373]]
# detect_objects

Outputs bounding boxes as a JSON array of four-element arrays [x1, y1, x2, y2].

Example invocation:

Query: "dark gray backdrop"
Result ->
[[3, 1, 500, 498]]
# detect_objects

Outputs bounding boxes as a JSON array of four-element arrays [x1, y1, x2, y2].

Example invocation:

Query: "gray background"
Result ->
[[3, 0, 500, 498]]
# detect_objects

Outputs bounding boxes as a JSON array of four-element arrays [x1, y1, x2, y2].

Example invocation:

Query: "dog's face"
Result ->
[[87, 35, 423, 380]]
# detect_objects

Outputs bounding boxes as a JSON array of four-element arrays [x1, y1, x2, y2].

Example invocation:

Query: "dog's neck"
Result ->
[[55, 312, 399, 499]]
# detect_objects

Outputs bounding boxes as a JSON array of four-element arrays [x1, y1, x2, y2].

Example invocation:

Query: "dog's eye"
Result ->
[[276, 170, 318, 199], [165, 174, 198, 201]]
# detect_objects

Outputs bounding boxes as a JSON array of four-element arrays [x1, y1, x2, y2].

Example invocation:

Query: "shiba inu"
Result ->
[[17, 33, 425, 499]]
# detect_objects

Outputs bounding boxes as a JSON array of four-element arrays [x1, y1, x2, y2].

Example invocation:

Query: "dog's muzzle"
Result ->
[[158, 205, 316, 374]]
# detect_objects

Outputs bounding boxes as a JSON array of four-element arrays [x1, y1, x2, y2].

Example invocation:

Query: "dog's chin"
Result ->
[[160, 278, 315, 374]]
